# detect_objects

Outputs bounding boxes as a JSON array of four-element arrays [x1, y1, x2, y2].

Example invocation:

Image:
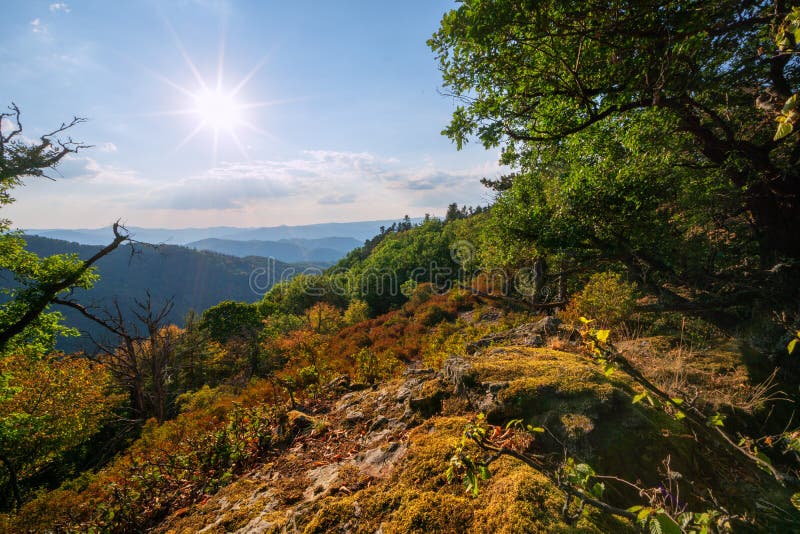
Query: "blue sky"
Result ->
[[1, 0, 501, 229]]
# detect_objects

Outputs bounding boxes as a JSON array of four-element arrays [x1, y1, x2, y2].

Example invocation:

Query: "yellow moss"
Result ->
[[469, 347, 628, 423], [302, 486, 473, 534], [474, 467, 631, 533], [394, 416, 470, 490], [382, 491, 473, 533], [471, 347, 624, 392], [302, 411, 633, 534]]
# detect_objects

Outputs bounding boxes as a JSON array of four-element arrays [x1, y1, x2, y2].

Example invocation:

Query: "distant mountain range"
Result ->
[[186, 237, 362, 263], [13, 236, 303, 354], [26, 218, 423, 247]]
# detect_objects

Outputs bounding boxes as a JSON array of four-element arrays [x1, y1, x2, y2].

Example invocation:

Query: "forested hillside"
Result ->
[[1, 1, 800, 533], [28, 220, 419, 246], [16, 236, 298, 353], [186, 237, 361, 264]]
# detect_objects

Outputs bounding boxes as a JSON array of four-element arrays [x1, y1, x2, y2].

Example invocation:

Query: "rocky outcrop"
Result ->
[[156, 340, 780, 533]]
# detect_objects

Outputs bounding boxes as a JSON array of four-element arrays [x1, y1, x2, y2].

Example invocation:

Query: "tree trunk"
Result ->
[[556, 258, 568, 312], [744, 173, 800, 264], [0, 454, 21, 509]]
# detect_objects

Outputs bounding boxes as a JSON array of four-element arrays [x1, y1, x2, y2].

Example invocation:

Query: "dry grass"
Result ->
[[617, 335, 787, 414]]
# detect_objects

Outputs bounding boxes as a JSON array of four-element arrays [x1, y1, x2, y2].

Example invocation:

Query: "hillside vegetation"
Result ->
[[3, 211, 800, 532], [12, 236, 299, 354], [1, 1, 800, 532]]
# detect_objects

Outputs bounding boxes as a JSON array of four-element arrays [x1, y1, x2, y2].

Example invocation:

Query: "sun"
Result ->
[[144, 23, 286, 165], [192, 88, 243, 131]]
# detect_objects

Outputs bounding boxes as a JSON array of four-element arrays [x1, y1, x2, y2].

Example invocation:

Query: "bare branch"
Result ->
[[0, 221, 130, 352]]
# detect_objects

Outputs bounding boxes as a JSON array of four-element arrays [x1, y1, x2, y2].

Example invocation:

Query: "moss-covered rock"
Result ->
[[153, 346, 795, 533]]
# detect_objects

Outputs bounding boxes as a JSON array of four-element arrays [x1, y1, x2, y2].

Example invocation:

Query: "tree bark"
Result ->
[[0, 453, 21, 509]]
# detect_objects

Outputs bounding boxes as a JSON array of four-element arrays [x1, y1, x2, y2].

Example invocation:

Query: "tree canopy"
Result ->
[[429, 0, 800, 327], [430, 0, 800, 261]]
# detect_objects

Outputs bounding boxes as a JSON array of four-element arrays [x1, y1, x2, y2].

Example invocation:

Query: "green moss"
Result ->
[[383, 491, 473, 533], [394, 416, 469, 490], [474, 467, 631, 533], [469, 347, 628, 429]]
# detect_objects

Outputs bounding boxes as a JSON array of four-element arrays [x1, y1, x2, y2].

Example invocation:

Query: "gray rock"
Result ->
[[326, 374, 351, 391], [345, 410, 365, 423], [395, 376, 424, 403], [369, 415, 389, 432], [530, 316, 561, 335], [303, 463, 341, 501]]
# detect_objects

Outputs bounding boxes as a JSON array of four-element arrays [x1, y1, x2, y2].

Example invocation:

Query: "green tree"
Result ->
[[200, 301, 262, 345], [200, 301, 265, 378], [0, 354, 121, 507], [0, 104, 131, 506], [343, 298, 370, 325], [430, 0, 800, 262], [0, 104, 129, 355]]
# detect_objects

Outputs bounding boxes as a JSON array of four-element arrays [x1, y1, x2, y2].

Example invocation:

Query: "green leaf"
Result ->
[[579, 317, 594, 324], [783, 93, 799, 113], [791, 492, 800, 511], [590, 481, 605, 499], [527, 426, 545, 433], [505, 418, 522, 430], [674, 410, 686, 420], [478, 464, 490, 480], [775, 120, 793, 141], [788, 337, 798, 355], [632, 392, 647, 404], [669, 397, 683, 405], [706, 413, 726, 427], [596, 329, 610, 343], [627, 505, 644, 513], [652, 512, 683, 534]]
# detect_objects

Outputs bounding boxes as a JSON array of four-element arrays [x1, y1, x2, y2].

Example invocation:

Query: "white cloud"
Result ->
[[319, 193, 357, 205], [30, 18, 47, 34], [55, 155, 144, 187], [6, 149, 501, 228], [138, 150, 499, 212], [49, 3, 70, 12], [97, 142, 118, 153]]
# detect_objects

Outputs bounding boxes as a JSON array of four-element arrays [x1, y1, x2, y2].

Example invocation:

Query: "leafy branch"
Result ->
[[447, 415, 733, 532], [577, 318, 788, 483]]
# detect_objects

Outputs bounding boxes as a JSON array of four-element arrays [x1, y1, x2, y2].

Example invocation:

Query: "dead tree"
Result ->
[[59, 293, 176, 422]]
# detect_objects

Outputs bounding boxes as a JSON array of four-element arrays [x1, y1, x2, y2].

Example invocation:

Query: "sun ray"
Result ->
[[173, 120, 207, 153], [239, 120, 281, 143], [216, 16, 227, 91], [212, 128, 220, 167], [162, 17, 208, 91], [230, 52, 273, 97], [149, 21, 295, 161], [237, 97, 309, 110], [229, 129, 249, 161]]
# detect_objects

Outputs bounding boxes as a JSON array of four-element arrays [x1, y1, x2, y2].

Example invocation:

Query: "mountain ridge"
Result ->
[[15, 235, 302, 354], [186, 236, 362, 263], [26, 218, 425, 246]]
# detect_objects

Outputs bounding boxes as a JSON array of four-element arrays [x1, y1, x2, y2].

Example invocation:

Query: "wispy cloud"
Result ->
[[30, 18, 47, 34], [49, 3, 70, 12], [137, 150, 497, 212], [319, 193, 357, 205], [97, 142, 118, 153]]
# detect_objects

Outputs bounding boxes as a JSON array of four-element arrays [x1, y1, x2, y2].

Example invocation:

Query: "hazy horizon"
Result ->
[[23, 215, 430, 232], [2, 1, 501, 229]]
